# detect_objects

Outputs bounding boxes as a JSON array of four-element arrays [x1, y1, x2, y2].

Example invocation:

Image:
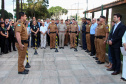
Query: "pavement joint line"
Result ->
[[62, 48, 80, 84]]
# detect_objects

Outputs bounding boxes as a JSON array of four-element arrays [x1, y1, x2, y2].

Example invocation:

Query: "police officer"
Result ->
[[85, 18, 91, 53], [15, 12, 29, 74], [96, 16, 109, 64], [69, 19, 78, 49], [48, 19, 58, 49], [58, 19, 67, 49], [64, 19, 70, 46], [93, 19, 100, 60], [81, 17, 87, 50]]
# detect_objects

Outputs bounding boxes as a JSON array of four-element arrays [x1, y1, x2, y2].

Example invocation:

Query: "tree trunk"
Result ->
[[21, 0, 22, 12], [1, 0, 4, 19], [16, 0, 19, 20]]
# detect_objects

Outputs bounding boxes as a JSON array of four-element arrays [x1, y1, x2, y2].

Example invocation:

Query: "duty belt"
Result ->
[[96, 36, 105, 39], [82, 31, 85, 33], [71, 31, 77, 33], [50, 32, 56, 33], [86, 32, 90, 34], [16, 40, 29, 44]]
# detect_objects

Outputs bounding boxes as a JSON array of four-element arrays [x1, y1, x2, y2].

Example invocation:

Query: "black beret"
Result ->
[[19, 12, 25, 15], [97, 18, 100, 21], [87, 18, 91, 21], [100, 16, 106, 19], [51, 19, 54, 20]]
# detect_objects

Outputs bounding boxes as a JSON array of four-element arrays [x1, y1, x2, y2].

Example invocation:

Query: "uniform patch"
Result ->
[[17, 24, 21, 26], [106, 27, 109, 29], [18, 21, 21, 23]]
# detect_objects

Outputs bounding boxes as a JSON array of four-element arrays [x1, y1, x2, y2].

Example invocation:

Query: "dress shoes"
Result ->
[[121, 77, 126, 81], [95, 58, 98, 60], [13, 49, 17, 51], [93, 57, 97, 59], [97, 61, 105, 64], [96, 61, 100, 63], [18, 70, 28, 74], [90, 54, 95, 56], [85, 50, 89, 52], [111, 71, 120, 75], [24, 69, 29, 72], [106, 68, 114, 71]]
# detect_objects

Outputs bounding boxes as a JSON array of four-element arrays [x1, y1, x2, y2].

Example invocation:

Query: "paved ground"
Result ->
[[0, 45, 125, 84]]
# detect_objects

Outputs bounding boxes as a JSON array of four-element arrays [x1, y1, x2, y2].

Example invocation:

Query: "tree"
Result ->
[[14, 0, 50, 19], [0, 10, 13, 19], [16, 0, 19, 20], [48, 6, 68, 19], [1, 0, 5, 19]]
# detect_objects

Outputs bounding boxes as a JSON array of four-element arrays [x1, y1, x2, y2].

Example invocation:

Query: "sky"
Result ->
[[0, 0, 116, 18]]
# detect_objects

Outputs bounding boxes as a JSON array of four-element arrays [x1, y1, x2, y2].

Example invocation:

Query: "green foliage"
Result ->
[[0, 10, 13, 19], [14, 0, 50, 19], [48, 6, 68, 19]]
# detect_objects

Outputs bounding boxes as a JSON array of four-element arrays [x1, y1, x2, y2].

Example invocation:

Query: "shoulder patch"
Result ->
[[18, 21, 21, 23], [106, 27, 109, 29], [101, 25, 103, 28], [17, 24, 21, 27]]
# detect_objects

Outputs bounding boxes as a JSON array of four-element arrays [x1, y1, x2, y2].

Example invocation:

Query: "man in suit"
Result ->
[[108, 13, 126, 75]]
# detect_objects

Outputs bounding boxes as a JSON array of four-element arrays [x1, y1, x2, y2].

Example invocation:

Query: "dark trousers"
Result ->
[[110, 47, 121, 72], [37, 32, 40, 47], [2, 38, 8, 53], [9, 36, 16, 51], [28, 37, 30, 47], [77, 35, 78, 46], [32, 35, 36, 47], [90, 34, 96, 54], [82, 33, 87, 50], [47, 34, 50, 46], [108, 46, 112, 63]]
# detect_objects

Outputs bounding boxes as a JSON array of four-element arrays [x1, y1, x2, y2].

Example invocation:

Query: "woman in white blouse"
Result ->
[[121, 31, 126, 81]]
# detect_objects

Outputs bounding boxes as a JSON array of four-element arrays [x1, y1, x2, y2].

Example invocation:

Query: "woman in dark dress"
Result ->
[[0, 22, 9, 54], [8, 21, 16, 52], [30, 20, 39, 48]]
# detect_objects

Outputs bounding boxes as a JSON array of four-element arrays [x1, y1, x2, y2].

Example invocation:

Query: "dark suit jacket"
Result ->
[[109, 22, 126, 48]]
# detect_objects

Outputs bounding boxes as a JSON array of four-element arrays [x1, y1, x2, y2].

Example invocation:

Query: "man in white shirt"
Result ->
[[45, 18, 50, 46], [121, 31, 126, 81], [40, 22, 47, 49]]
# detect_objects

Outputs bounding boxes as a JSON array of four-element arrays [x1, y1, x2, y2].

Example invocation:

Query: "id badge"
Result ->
[[5, 31, 7, 35]]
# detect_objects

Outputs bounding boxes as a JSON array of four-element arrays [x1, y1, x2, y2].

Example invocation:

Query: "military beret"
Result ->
[[97, 18, 100, 21], [65, 19, 68, 22], [81, 17, 87, 20], [51, 18, 54, 20], [19, 12, 25, 15], [87, 18, 91, 21], [100, 16, 106, 19]]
